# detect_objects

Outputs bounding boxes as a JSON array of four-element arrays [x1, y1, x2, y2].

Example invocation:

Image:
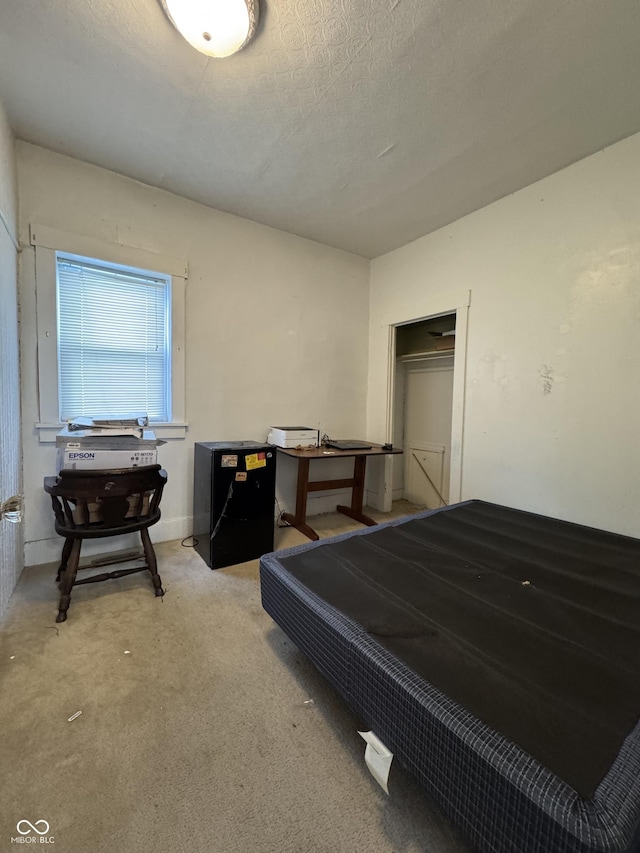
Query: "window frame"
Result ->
[[55, 251, 173, 424], [31, 224, 188, 443]]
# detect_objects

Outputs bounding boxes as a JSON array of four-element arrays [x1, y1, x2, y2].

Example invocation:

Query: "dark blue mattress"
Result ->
[[259, 500, 640, 853]]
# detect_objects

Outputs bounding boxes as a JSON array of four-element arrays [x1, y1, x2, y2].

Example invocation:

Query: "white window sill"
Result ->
[[35, 422, 188, 443]]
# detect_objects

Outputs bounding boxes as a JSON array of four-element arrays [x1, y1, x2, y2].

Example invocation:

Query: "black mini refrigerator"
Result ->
[[193, 441, 277, 569]]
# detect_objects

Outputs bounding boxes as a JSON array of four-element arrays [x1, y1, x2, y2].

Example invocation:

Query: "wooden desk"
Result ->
[[277, 443, 403, 541]]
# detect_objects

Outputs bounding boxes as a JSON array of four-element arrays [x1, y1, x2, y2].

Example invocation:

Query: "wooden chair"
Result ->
[[44, 465, 167, 622]]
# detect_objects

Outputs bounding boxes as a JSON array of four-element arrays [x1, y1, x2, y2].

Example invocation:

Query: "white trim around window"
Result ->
[[31, 224, 188, 443]]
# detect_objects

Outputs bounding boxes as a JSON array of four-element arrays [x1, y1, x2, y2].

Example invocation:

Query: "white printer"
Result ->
[[267, 426, 319, 448], [55, 427, 164, 472]]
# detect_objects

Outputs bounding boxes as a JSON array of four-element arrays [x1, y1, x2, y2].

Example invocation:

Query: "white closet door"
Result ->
[[403, 362, 454, 508]]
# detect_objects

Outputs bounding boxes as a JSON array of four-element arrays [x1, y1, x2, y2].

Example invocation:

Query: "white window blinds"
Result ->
[[56, 255, 171, 422]]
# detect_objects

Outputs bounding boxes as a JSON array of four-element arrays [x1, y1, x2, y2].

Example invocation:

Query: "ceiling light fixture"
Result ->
[[160, 0, 259, 59]]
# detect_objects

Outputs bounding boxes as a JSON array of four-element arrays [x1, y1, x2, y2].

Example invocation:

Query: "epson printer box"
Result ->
[[57, 448, 158, 471], [55, 428, 162, 471], [267, 426, 319, 448]]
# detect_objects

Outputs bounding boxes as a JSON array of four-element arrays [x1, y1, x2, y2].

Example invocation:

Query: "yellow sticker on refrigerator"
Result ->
[[245, 452, 267, 471]]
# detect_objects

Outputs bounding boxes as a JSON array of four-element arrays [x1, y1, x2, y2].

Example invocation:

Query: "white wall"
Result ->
[[368, 132, 640, 537], [18, 130, 640, 567], [17, 143, 370, 567], [0, 99, 22, 616]]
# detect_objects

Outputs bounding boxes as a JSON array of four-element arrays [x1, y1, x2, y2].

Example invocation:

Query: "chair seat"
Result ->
[[44, 465, 167, 622]]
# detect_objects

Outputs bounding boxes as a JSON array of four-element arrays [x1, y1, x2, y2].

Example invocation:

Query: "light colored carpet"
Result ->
[[0, 503, 470, 853]]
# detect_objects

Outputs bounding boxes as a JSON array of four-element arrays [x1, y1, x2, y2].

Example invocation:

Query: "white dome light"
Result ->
[[160, 0, 259, 59]]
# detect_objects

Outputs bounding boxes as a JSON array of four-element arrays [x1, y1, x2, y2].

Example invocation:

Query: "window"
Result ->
[[31, 224, 187, 442], [56, 254, 171, 422]]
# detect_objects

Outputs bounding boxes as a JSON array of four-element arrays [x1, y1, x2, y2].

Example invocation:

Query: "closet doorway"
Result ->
[[393, 314, 456, 509]]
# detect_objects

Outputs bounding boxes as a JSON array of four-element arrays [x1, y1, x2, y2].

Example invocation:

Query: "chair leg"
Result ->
[[57, 539, 82, 622], [56, 537, 74, 582], [141, 528, 164, 597]]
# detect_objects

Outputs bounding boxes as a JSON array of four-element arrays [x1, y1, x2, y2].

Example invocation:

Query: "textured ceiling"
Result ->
[[1, 0, 640, 258]]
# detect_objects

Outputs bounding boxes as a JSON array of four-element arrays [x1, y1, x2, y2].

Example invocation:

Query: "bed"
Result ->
[[259, 500, 640, 853]]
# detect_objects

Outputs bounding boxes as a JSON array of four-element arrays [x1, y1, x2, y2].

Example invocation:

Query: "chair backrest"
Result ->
[[47, 465, 167, 533]]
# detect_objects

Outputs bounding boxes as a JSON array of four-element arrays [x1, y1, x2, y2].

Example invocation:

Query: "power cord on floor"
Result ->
[[181, 535, 198, 547], [275, 496, 291, 528]]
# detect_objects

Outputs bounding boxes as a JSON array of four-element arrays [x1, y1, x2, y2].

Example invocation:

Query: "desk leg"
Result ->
[[281, 457, 319, 541], [337, 456, 377, 527]]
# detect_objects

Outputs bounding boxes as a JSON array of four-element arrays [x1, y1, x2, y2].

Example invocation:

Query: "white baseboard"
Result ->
[[278, 489, 354, 520], [24, 515, 192, 569], [25, 490, 392, 568]]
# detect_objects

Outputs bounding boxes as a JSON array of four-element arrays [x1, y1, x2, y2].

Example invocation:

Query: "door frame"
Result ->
[[378, 289, 471, 512]]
